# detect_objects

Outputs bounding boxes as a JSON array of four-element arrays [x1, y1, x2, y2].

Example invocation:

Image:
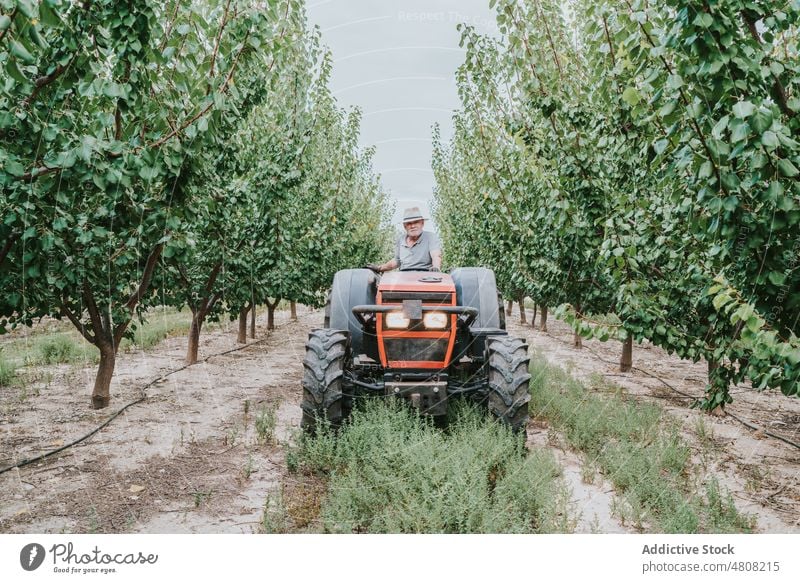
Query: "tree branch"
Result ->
[[59, 296, 96, 345], [741, 11, 795, 119], [0, 232, 18, 267], [81, 282, 105, 345], [124, 243, 163, 311], [145, 29, 251, 152], [208, 0, 232, 81]]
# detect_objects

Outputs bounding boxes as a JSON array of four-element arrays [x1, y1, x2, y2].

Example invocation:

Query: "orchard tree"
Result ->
[[0, 0, 291, 407]]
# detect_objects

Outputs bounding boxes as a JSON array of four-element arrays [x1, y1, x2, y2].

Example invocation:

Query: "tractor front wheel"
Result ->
[[301, 329, 350, 433], [486, 336, 531, 433]]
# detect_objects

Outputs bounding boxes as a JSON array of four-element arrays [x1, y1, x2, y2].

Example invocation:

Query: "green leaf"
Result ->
[[622, 86, 641, 106], [697, 160, 713, 179], [721, 173, 740, 192], [761, 130, 779, 149], [777, 159, 799, 177], [767, 271, 786, 286], [6, 58, 28, 84], [10, 40, 36, 64], [693, 12, 713, 28], [39, 2, 62, 27], [731, 121, 749, 142], [4, 160, 25, 177], [732, 100, 755, 119], [750, 109, 773, 133]]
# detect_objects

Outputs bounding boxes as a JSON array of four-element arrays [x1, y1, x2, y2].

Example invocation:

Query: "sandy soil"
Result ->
[[1, 306, 797, 533], [1, 308, 309, 534]]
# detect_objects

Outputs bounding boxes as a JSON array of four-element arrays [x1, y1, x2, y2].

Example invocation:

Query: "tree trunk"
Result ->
[[290, 301, 297, 320], [91, 344, 116, 409], [237, 306, 248, 344], [620, 335, 633, 372], [187, 310, 203, 364], [266, 299, 278, 331], [506, 299, 513, 316], [539, 305, 548, 332], [250, 303, 256, 339], [573, 304, 582, 349], [708, 359, 719, 380], [517, 293, 526, 324], [531, 304, 537, 328]]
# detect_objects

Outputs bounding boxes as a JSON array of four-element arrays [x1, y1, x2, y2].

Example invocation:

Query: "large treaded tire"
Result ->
[[301, 329, 350, 433], [486, 336, 531, 433]]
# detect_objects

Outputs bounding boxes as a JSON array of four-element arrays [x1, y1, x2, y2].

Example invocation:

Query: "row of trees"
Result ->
[[433, 0, 799, 407], [1, 0, 392, 408]]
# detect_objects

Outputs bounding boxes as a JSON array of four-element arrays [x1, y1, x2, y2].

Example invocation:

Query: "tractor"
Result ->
[[300, 267, 531, 434]]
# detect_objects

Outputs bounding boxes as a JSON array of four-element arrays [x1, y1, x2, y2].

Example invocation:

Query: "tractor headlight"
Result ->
[[385, 312, 410, 328], [423, 312, 448, 329]]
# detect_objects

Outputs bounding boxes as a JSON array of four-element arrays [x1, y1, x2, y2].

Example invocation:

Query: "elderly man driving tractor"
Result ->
[[302, 206, 530, 439], [366, 206, 442, 273]]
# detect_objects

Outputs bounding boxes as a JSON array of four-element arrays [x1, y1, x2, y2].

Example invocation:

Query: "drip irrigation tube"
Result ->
[[533, 327, 800, 451], [0, 314, 305, 476]]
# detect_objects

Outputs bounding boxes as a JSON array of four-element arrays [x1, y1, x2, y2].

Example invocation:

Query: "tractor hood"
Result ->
[[378, 271, 455, 294]]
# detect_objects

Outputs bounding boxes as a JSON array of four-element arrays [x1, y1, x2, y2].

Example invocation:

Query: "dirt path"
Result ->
[[2, 305, 798, 533], [506, 314, 800, 533], [1, 307, 311, 534]]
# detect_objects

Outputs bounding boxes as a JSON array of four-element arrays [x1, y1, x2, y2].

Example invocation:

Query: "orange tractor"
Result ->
[[301, 268, 530, 433]]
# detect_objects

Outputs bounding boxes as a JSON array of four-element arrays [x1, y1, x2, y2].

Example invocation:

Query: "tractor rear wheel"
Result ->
[[486, 336, 531, 433], [301, 329, 350, 433]]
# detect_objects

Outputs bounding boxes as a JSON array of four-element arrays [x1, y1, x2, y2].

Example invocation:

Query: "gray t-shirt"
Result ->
[[394, 230, 441, 271]]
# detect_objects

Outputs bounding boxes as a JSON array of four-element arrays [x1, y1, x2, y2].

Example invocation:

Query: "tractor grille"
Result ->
[[381, 291, 452, 303], [384, 338, 448, 363]]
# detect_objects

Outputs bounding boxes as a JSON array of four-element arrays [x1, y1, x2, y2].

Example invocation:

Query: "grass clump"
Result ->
[[33, 334, 95, 365], [124, 307, 191, 351], [255, 406, 277, 444], [292, 399, 572, 534], [528, 352, 754, 533], [0, 351, 17, 386]]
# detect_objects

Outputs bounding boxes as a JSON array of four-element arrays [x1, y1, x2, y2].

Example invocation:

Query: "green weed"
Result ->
[[0, 351, 16, 386], [123, 307, 191, 351], [292, 399, 572, 534], [261, 490, 290, 533], [33, 334, 95, 365], [255, 406, 277, 445], [528, 352, 754, 533]]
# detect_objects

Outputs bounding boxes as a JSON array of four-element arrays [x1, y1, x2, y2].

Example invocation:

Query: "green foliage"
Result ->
[[33, 334, 95, 365], [1, 0, 392, 400], [434, 0, 800, 407], [0, 350, 16, 386], [255, 406, 277, 445], [293, 400, 572, 533]]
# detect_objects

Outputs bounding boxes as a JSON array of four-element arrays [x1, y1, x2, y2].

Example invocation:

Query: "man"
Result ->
[[367, 207, 442, 272]]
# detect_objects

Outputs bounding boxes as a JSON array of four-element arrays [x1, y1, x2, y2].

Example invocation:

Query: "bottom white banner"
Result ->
[[1, 534, 797, 582]]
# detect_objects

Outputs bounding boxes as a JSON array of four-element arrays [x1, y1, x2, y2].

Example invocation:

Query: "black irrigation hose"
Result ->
[[535, 327, 800, 451], [0, 316, 302, 476]]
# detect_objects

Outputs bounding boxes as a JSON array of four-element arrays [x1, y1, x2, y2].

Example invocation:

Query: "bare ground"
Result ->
[[1, 307, 798, 533]]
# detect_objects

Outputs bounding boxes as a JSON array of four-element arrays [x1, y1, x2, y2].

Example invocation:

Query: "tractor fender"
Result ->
[[450, 267, 504, 329], [326, 268, 378, 356]]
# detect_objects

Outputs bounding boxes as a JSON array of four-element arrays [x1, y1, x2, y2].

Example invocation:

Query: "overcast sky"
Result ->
[[306, 0, 498, 227]]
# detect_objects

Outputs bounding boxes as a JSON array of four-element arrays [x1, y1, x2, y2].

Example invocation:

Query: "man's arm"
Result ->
[[378, 258, 398, 272], [430, 249, 442, 270], [367, 258, 398, 273]]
